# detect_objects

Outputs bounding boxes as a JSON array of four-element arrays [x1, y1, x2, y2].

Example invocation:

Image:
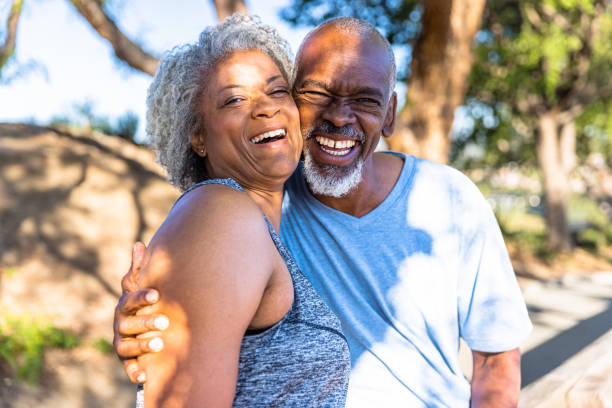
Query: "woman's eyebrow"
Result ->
[[266, 75, 283, 84], [219, 84, 241, 92]]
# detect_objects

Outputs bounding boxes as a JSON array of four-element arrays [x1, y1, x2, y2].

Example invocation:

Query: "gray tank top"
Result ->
[[136, 178, 350, 407]]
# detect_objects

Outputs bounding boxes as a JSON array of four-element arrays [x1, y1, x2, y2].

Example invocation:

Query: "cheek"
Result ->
[[204, 114, 244, 151], [296, 103, 318, 129]]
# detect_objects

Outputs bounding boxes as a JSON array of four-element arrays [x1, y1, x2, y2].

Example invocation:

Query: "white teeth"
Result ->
[[250, 128, 286, 143], [320, 146, 352, 156], [315, 136, 356, 150]]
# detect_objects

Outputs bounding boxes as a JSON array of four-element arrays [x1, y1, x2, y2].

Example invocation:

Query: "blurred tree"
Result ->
[[466, 0, 612, 252], [69, 0, 159, 75], [213, 0, 248, 20], [0, 0, 249, 78], [0, 0, 22, 73], [281, 0, 487, 163]]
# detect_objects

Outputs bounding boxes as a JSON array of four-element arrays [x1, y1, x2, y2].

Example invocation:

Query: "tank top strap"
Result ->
[[177, 178, 296, 271]]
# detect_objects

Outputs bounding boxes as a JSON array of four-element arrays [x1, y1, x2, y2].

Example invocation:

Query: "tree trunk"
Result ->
[[537, 110, 574, 253], [0, 0, 23, 70], [387, 0, 486, 164], [212, 0, 248, 21], [69, 0, 159, 76]]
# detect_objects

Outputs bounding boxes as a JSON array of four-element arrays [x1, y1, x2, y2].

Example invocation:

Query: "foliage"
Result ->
[[480, 178, 612, 257], [92, 337, 114, 354], [280, 0, 421, 44], [570, 194, 612, 250], [456, 0, 612, 169], [575, 99, 612, 165], [51, 100, 141, 143], [0, 314, 80, 385], [280, 0, 421, 80]]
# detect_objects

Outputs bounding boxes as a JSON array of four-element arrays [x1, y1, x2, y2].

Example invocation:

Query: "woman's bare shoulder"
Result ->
[[137, 184, 275, 407], [141, 182, 274, 291]]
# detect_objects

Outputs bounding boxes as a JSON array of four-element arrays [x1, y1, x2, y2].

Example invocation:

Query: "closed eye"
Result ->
[[224, 96, 245, 105], [356, 98, 380, 105], [270, 88, 290, 96], [298, 90, 333, 103], [305, 91, 328, 97]]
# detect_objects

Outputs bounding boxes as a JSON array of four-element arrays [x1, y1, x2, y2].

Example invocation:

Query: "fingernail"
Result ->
[[154, 316, 169, 330], [149, 337, 163, 352], [137, 373, 146, 383], [145, 290, 159, 303]]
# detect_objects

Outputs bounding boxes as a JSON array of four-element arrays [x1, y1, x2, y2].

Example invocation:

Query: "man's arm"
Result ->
[[113, 242, 168, 383], [470, 348, 521, 408]]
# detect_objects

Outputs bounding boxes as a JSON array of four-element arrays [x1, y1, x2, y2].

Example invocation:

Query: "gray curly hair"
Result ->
[[146, 13, 294, 191]]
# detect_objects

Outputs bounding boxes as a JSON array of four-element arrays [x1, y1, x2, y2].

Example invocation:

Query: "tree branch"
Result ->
[[0, 0, 23, 70], [212, 0, 248, 21], [68, 0, 159, 76]]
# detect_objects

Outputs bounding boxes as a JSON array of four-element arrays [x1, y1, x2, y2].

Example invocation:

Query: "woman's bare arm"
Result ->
[[137, 185, 277, 407]]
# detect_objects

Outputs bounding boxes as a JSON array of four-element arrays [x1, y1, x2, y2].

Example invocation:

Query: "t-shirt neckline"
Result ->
[[300, 151, 416, 223]]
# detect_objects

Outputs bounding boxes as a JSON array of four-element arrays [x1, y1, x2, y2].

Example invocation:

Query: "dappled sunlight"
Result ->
[[0, 123, 179, 406]]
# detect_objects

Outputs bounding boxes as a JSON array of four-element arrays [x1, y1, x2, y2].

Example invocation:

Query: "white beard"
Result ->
[[303, 147, 364, 198]]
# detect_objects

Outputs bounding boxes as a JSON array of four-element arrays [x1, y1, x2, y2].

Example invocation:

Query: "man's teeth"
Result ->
[[250, 129, 286, 143], [315, 136, 356, 149], [315, 136, 356, 156]]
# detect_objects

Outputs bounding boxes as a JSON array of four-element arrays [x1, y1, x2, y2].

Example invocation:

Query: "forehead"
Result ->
[[295, 29, 391, 95], [212, 49, 283, 86]]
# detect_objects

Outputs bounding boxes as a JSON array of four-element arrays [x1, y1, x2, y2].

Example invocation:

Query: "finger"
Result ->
[[116, 337, 164, 359], [118, 314, 169, 336], [123, 359, 146, 384], [122, 242, 146, 293], [117, 288, 160, 315]]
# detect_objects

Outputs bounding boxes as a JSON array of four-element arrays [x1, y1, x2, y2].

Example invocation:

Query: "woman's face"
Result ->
[[194, 49, 302, 189]]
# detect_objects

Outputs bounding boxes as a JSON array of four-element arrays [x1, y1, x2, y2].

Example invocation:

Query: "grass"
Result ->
[[482, 185, 612, 262], [92, 337, 114, 354], [0, 314, 80, 385]]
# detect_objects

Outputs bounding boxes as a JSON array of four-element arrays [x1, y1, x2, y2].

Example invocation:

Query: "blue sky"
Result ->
[[0, 0, 316, 140], [0, 0, 411, 142]]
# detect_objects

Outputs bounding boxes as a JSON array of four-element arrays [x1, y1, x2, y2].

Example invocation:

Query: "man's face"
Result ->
[[293, 28, 396, 197]]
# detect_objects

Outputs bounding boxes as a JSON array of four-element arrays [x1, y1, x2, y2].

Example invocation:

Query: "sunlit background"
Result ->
[[1, 0, 611, 407]]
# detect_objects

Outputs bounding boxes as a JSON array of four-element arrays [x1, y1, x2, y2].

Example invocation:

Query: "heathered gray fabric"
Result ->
[[136, 178, 350, 407]]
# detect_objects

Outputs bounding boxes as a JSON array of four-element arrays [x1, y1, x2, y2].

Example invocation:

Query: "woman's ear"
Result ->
[[190, 132, 207, 157]]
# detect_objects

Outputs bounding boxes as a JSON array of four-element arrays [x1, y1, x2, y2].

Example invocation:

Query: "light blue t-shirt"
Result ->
[[280, 153, 532, 407]]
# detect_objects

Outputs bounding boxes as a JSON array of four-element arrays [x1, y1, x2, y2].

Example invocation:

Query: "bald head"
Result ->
[[295, 17, 396, 97]]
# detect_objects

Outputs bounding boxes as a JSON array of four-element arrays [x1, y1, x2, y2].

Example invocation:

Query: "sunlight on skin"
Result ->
[[135, 246, 193, 408]]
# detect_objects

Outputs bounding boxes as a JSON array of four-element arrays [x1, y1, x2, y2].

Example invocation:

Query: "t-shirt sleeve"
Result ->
[[456, 178, 532, 352]]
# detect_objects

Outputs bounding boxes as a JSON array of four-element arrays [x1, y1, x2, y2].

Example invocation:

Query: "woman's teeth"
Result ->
[[250, 129, 286, 143], [315, 136, 356, 156]]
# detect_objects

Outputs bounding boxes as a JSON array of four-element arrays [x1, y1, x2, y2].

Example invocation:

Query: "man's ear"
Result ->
[[382, 92, 397, 139], [190, 132, 207, 157]]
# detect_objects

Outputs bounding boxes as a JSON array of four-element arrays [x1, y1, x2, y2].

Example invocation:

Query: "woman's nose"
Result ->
[[252, 96, 280, 119]]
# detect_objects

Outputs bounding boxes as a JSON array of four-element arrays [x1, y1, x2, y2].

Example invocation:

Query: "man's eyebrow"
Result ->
[[353, 87, 384, 98], [297, 79, 328, 89], [297, 79, 384, 99]]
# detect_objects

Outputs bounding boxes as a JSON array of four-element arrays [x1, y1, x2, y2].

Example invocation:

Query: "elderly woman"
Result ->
[[133, 14, 349, 407]]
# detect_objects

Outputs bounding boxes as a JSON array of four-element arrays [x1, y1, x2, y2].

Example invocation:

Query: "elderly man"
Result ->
[[115, 17, 531, 407]]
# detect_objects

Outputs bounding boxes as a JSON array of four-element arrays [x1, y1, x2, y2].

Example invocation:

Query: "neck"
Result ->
[[244, 185, 285, 232], [310, 152, 403, 218]]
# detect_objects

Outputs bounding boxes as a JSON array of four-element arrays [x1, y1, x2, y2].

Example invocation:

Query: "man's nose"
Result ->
[[252, 96, 280, 119], [321, 100, 355, 128]]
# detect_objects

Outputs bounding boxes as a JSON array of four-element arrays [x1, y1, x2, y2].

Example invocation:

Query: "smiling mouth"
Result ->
[[315, 135, 357, 156], [250, 128, 286, 144]]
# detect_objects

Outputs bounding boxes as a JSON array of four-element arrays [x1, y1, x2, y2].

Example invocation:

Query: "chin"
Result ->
[[302, 148, 364, 198]]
